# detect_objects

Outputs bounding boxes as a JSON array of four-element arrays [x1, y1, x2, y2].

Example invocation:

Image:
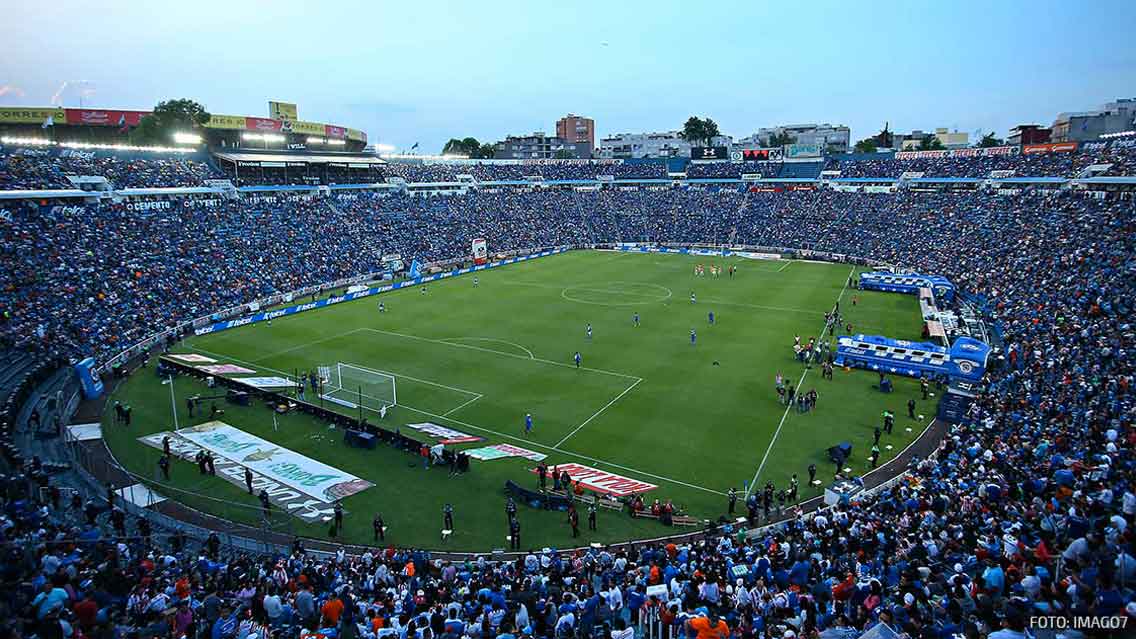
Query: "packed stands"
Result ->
[[0, 147, 220, 189], [0, 147, 1135, 639]]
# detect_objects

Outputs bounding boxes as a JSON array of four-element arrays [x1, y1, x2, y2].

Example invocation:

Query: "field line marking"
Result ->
[[183, 346, 720, 496], [361, 327, 641, 380], [553, 378, 642, 449], [439, 337, 534, 359], [777, 261, 791, 272], [442, 394, 483, 416], [507, 280, 673, 299], [698, 298, 823, 316], [248, 328, 366, 363], [744, 264, 856, 497], [396, 404, 724, 496]]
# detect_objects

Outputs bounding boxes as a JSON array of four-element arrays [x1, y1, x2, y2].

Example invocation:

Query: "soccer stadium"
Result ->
[[3, 4, 1136, 639]]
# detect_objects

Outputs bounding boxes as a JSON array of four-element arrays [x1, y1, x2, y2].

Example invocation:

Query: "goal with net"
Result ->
[[320, 363, 397, 413]]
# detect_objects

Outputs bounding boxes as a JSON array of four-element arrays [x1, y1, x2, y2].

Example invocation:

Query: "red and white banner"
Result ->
[[324, 125, 347, 139], [896, 145, 1018, 160], [533, 462, 657, 496], [472, 238, 488, 265], [1023, 142, 1078, 154], [64, 109, 147, 127], [246, 117, 283, 132]]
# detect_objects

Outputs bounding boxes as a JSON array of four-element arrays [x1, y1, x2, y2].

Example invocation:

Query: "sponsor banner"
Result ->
[[247, 117, 282, 132], [64, 109, 146, 127], [203, 114, 248, 130], [139, 431, 339, 523], [346, 127, 367, 142], [268, 101, 298, 121], [324, 125, 347, 139], [1080, 138, 1136, 154], [690, 146, 728, 160], [531, 462, 657, 497], [405, 422, 483, 444], [989, 170, 1015, 178], [167, 353, 216, 363], [0, 107, 67, 124], [472, 238, 488, 265], [175, 421, 373, 501], [197, 364, 256, 375], [736, 148, 783, 162], [1023, 142, 1078, 154], [237, 376, 294, 388], [291, 121, 325, 135], [900, 171, 924, 179], [785, 143, 821, 158], [193, 248, 569, 336], [464, 446, 514, 461], [489, 443, 547, 461], [896, 145, 1018, 160]]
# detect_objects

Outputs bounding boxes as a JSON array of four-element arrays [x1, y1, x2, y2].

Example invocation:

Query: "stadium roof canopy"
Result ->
[[213, 151, 385, 165]]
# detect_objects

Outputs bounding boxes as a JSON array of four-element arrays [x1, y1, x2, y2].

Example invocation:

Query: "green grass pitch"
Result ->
[[102, 250, 929, 550]]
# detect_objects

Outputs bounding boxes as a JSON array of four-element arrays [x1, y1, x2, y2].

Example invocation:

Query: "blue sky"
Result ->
[[1, 0, 1133, 151]]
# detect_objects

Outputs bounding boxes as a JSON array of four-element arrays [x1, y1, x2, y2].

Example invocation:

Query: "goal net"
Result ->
[[321, 363, 397, 413]]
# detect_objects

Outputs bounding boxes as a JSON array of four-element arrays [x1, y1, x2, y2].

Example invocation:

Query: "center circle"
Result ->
[[560, 281, 673, 306]]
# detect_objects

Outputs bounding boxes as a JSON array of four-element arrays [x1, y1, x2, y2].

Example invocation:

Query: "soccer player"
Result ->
[[690, 328, 697, 345], [690, 291, 696, 304], [574, 351, 582, 368], [586, 323, 592, 339], [473, 276, 479, 287], [633, 312, 640, 327], [421, 286, 427, 295], [378, 301, 385, 313], [524, 413, 533, 436], [708, 310, 715, 325]]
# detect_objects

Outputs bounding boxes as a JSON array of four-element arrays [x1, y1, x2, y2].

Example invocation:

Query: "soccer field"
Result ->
[[103, 249, 930, 550]]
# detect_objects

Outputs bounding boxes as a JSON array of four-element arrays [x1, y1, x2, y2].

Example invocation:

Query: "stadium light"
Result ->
[[327, 139, 346, 146], [1, 136, 54, 146], [306, 137, 325, 144], [374, 143, 395, 152], [172, 132, 202, 145], [243, 133, 286, 143]]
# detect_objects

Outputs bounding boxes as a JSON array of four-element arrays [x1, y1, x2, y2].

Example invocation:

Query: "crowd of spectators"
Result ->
[[825, 145, 1136, 179], [0, 148, 220, 189], [379, 162, 667, 183], [1, 167, 1135, 638]]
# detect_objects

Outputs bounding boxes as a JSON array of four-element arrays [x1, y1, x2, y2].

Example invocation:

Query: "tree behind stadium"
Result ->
[[130, 99, 211, 145]]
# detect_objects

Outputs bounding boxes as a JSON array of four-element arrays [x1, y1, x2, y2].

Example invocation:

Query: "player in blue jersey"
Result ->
[[633, 312, 640, 327], [708, 310, 715, 325], [586, 323, 592, 339], [524, 413, 533, 436], [574, 351, 582, 368], [690, 329, 697, 345]]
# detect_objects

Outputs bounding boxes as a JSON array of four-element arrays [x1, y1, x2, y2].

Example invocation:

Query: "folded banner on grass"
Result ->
[[167, 353, 217, 363], [532, 462, 657, 496], [197, 364, 256, 375], [174, 421, 373, 502], [465, 443, 548, 462], [405, 422, 483, 445], [236, 376, 294, 388], [139, 431, 339, 523]]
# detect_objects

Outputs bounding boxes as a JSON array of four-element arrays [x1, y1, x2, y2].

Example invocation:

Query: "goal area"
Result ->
[[320, 362, 397, 413]]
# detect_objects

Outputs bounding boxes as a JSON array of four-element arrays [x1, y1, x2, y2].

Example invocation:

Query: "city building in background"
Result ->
[[596, 130, 731, 159], [493, 132, 592, 159], [1007, 124, 1052, 145], [1051, 98, 1136, 142], [735, 123, 850, 153], [894, 128, 969, 150], [556, 114, 595, 149]]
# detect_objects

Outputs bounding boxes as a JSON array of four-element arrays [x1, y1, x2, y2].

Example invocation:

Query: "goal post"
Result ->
[[321, 362, 397, 413]]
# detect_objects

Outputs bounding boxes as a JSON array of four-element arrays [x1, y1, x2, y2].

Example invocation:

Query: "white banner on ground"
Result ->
[[167, 353, 217, 364], [237, 376, 294, 388], [405, 422, 482, 444], [138, 431, 338, 523], [174, 421, 373, 501]]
